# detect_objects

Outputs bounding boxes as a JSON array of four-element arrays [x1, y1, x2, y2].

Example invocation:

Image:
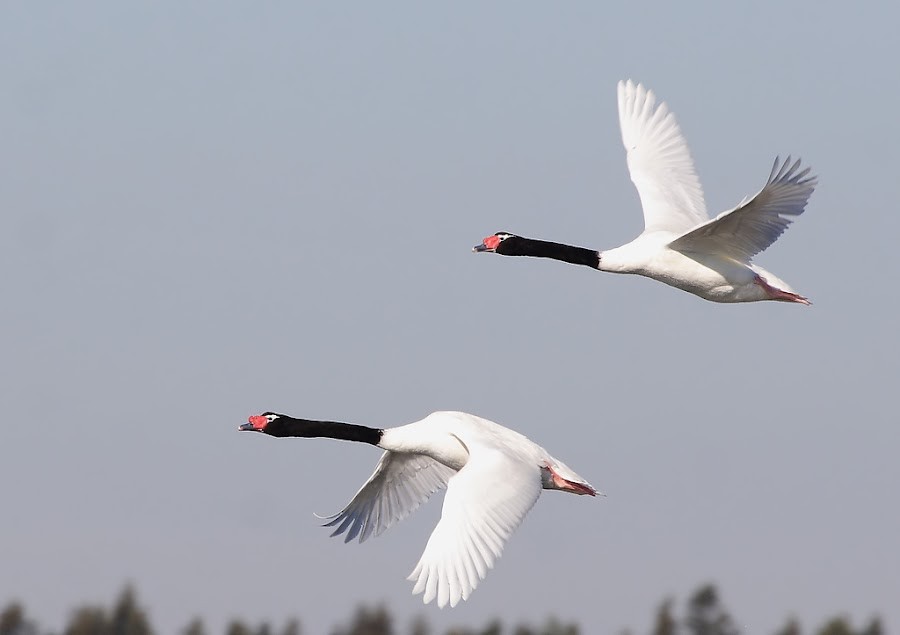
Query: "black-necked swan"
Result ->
[[474, 80, 817, 304], [239, 410, 597, 608]]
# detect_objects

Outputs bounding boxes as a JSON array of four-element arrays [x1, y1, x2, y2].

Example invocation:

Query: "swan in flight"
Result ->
[[240, 410, 597, 607], [474, 80, 817, 304]]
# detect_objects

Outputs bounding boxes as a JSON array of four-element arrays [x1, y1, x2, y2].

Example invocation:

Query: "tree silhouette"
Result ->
[[409, 617, 429, 635], [279, 619, 301, 635], [774, 617, 801, 635], [110, 586, 153, 635], [815, 616, 884, 635], [817, 618, 855, 635], [652, 599, 678, 635], [520, 617, 578, 635], [181, 617, 207, 635], [65, 607, 110, 635], [444, 622, 502, 635], [859, 618, 884, 635], [331, 605, 392, 635], [683, 585, 738, 635], [0, 581, 891, 635], [0, 602, 39, 635], [224, 620, 252, 635]]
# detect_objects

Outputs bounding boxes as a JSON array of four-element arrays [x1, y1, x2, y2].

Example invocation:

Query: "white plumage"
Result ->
[[606, 80, 817, 303], [618, 79, 708, 234], [475, 80, 817, 304], [243, 410, 597, 608], [322, 411, 596, 607]]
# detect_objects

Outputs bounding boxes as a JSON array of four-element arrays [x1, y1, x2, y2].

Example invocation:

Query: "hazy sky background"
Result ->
[[2, 2, 898, 634]]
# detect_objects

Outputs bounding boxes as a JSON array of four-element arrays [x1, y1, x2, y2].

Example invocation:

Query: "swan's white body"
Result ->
[[319, 411, 596, 608], [604, 80, 817, 303]]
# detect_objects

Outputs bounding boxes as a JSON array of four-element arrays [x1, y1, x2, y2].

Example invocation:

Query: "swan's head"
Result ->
[[239, 412, 282, 433], [473, 232, 518, 254]]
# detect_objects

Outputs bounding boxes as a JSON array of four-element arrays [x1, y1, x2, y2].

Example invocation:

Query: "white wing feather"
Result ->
[[407, 446, 542, 608], [617, 79, 708, 234], [667, 156, 817, 263], [319, 452, 455, 543]]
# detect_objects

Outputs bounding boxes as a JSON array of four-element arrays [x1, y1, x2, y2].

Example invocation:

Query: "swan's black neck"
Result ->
[[501, 236, 600, 268], [265, 416, 382, 445]]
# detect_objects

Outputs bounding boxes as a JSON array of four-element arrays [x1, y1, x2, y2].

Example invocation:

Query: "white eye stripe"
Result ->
[[266, 414, 279, 422]]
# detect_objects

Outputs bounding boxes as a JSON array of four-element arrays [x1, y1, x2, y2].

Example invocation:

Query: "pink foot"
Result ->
[[754, 275, 811, 305], [547, 464, 597, 496]]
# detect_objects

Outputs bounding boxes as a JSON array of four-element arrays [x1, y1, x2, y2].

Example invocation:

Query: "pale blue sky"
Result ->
[[2, 2, 898, 634]]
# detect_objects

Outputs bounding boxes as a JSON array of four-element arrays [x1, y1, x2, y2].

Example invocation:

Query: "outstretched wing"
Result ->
[[618, 79, 708, 235], [319, 452, 456, 543], [667, 156, 817, 263], [408, 447, 542, 608]]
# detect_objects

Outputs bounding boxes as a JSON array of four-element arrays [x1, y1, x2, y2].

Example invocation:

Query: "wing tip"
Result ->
[[769, 155, 818, 188]]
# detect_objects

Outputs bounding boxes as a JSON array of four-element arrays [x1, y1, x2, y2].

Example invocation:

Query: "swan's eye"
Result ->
[[266, 413, 279, 423]]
